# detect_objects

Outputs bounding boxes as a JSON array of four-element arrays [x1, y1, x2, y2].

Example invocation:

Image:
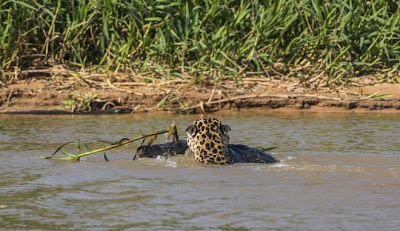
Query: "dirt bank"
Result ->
[[1, 73, 400, 114]]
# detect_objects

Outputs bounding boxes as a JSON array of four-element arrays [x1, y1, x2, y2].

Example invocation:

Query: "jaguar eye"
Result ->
[[221, 125, 231, 134], [186, 125, 197, 137]]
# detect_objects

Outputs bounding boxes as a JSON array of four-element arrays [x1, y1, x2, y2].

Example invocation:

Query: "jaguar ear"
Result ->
[[186, 125, 197, 137], [221, 125, 231, 134]]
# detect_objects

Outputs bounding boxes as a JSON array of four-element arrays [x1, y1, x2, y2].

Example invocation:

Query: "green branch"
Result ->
[[42, 122, 178, 161]]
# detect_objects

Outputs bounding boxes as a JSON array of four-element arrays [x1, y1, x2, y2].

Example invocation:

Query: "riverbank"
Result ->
[[2, 1, 399, 115], [1, 72, 400, 114]]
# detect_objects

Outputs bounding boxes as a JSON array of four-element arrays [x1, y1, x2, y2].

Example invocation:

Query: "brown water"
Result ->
[[1, 113, 399, 230]]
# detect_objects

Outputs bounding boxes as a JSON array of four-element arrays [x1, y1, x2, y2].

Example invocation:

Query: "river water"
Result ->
[[0, 112, 399, 230]]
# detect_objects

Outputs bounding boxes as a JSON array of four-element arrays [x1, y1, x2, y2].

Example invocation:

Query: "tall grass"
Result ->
[[1, 0, 399, 84]]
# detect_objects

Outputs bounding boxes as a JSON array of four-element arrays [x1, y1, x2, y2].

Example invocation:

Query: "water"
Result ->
[[1, 112, 399, 230]]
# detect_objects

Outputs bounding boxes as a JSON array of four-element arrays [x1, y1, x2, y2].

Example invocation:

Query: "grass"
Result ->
[[345, 91, 393, 101], [61, 92, 103, 112], [1, 0, 400, 84]]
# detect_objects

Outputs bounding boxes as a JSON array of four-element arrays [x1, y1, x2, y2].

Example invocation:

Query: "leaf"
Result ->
[[364, 92, 392, 100], [62, 151, 77, 158], [144, 17, 163, 22], [167, 121, 178, 141], [4, 0, 37, 11], [77, 139, 82, 153], [50, 141, 74, 157], [104, 153, 109, 162], [346, 92, 393, 101], [256, 147, 278, 152], [97, 140, 113, 145], [156, 95, 169, 108], [147, 135, 157, 146], [118, 138, 131, 145]]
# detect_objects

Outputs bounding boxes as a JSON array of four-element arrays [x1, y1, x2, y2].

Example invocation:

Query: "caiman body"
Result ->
[[136, 140, 278, 164]]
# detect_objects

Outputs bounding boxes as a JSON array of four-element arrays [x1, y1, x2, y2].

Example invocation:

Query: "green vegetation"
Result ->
[[1, 0, 399, 84], [256, 146, 278, 152], [61, 92, 103, 112], [345, 91, 393, 101], [43, 121, 179, 161]]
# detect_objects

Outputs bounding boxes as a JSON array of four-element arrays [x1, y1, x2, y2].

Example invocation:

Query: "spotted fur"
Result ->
[[186, 118, 231, 165]]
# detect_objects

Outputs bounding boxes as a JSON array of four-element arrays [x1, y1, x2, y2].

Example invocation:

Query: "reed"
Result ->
[[1, 0, 399, 84]]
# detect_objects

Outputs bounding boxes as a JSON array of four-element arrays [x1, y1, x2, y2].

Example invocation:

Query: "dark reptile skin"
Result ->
[[136, 140, 189, 159], [136, 140, 278, 163]]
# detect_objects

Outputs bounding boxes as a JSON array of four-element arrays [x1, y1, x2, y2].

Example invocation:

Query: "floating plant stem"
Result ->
[[256, 147, 278, 152], [42, 122, 178, 161]]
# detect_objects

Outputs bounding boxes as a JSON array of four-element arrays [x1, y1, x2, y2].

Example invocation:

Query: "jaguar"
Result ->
[[136, 118, 278, 164]]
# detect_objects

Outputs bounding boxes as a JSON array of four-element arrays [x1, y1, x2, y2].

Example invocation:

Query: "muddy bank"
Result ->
[[1, 75, 400, 114]]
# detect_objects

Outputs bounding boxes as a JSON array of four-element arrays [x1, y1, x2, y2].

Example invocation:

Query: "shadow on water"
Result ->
[[1, 112, 400, 230]]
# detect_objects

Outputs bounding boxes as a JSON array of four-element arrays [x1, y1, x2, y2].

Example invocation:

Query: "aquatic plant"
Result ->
[[256, 147, 278, 152], [42, 121, 179, 161], [1, 0, 399, 84]]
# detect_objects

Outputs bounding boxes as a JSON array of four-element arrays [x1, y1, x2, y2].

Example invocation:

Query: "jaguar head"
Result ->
[[186, 118, 231, 164]]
